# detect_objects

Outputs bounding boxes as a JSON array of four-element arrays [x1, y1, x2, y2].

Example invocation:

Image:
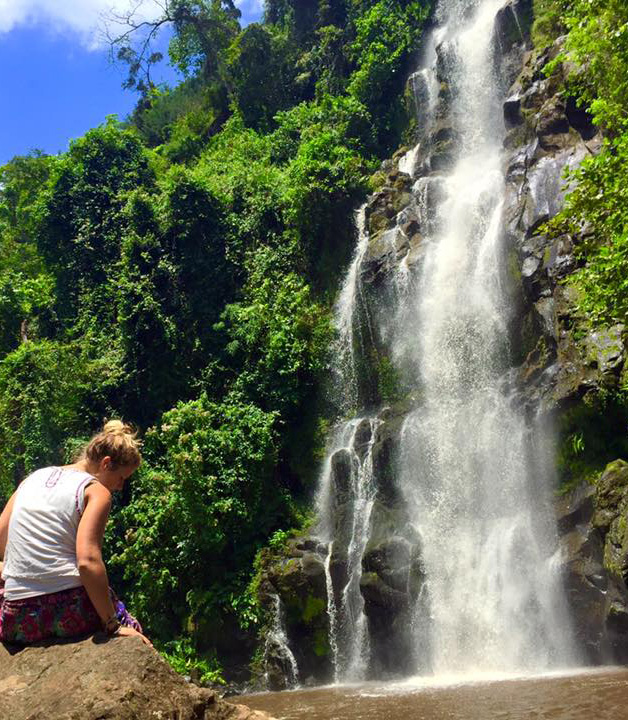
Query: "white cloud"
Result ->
[[0, 0, 164, 46], [0, 0, 264, 43]]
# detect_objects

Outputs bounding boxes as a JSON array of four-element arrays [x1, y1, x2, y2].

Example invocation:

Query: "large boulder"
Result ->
[[0, 636, 273, 720]]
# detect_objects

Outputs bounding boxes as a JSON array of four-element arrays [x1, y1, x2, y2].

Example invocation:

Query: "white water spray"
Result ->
[[265, 594, 300, 688], [314, 0, 578, 686], [397, 0, 576, 673]]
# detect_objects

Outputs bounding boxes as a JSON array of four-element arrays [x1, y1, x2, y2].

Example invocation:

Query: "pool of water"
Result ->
[[237, 668, 628, 720]]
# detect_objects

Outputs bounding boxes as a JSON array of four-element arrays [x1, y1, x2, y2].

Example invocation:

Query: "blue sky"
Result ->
[[0, 0, 264, 165]]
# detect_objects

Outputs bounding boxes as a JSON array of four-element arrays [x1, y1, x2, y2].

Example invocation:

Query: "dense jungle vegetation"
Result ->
[[1, 0, 627, 682], [0, 0, 431, 680]]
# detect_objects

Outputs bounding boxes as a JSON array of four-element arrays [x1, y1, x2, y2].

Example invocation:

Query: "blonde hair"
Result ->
[[83, 420, 141, 469]]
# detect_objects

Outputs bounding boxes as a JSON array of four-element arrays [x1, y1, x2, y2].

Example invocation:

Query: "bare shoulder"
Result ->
[[84, 481, 112, 507]]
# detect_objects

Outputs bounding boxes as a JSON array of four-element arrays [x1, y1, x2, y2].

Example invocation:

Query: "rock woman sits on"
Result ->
[[0, 420, 151, 646]]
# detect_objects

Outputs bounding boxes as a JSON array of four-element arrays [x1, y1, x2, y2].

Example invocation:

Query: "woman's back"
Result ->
[[3, 467, 94, 600]]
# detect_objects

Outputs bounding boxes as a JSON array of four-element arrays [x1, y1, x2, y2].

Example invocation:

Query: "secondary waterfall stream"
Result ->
[[311, 0, 577, 685]]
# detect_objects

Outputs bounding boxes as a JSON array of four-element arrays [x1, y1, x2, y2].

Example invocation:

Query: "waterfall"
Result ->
[[265, 594, 300, 689], [396, 0, 576, 673], [324, 540, 340, 683], [316, 417, 382, 680], [315, 0, 578, 684], [332, 205, 370, 415]]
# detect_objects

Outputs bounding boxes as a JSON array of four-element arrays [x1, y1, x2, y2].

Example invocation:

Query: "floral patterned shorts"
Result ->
[[0, 585, 141, 644]]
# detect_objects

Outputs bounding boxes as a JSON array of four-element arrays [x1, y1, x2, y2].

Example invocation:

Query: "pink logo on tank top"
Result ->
[[45, 468, 63, 488]]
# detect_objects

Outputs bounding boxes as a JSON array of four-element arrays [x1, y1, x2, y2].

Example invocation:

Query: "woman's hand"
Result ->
[[115, 625, 153, 647]]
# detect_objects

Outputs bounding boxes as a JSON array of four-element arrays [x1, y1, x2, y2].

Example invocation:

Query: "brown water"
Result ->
[[238, 669, 628, 720]]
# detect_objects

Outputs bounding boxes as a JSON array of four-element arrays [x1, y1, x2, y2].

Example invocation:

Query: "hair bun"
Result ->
[[103, 419, 136, 437], [82, 419, 141, 469]]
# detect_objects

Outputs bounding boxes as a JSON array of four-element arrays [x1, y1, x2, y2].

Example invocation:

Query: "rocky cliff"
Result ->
[[258, 0, 628, 688], [0, 636, 274, 720]]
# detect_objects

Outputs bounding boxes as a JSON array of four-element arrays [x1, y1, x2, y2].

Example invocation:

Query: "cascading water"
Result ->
[[317, 417, 382, 681], [265, 594, 300, 689], [313, 0, 578, 685], [332, 205, 371, 414], [396, 0, 576, 674]]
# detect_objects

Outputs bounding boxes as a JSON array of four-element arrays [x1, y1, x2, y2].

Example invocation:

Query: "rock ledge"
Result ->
[[0, 635, 275, 720]]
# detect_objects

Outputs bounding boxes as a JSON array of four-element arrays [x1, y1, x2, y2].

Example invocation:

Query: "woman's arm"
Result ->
[[76, 482, 117, 624], [76, 483, 151, 645], [0, 491, 17, 561]]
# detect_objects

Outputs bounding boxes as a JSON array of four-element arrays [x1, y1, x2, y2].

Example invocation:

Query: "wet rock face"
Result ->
[[0, 636, 273, 720], [258, 403, 421, 685], [500, 36, 628, 660], [494, 0, 533, 55], [500, 36, 619, 412], [493, 0, 533, 87], [556, 461, 628, 663], [258, 543, 332, 689], [360, 533, 424, 677]]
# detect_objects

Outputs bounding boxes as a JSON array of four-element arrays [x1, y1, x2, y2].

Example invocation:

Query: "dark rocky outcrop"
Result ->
[[257, 540, 331, 689], [499, 35, 628, 664], [556, 461, 628, 662], [0, 636, 273, 720]]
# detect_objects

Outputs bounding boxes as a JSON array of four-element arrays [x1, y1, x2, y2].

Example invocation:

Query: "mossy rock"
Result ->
[[595, 460, 628, 513], [312, 628, 331, 658], [301, 593, 327, 625], [368, 170, 388, 193], [584, 325, 625, 378]]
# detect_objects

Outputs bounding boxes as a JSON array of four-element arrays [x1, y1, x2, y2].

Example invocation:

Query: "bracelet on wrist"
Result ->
[[104, 614, 121, 635]]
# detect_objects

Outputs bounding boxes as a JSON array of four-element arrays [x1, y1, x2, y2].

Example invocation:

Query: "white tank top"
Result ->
[[2, 466, 95, 600]]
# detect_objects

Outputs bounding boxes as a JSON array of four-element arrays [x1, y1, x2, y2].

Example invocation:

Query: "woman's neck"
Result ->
[[65, 458, 99, 476]]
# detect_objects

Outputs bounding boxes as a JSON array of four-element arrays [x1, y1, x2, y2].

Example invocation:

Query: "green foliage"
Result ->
[[556, 394, 628, 493], [0, 0, 434, 680], [546, 133, 628, 325], [167, 0, 241, 80], [268, 529, 290, 551], [131, 79, 206, 147], [0, 273, 55, 356], [531, 0, 568, 48], [219, 249, 333, 417], [0, 339, 123, 500], [559, 0, 628, 135], [281, 97, 374, 280], [195, 116, 287, 265], [227, 24, 299, 131], [0, 153, 56, 354], [36, 119, 154, 325], [109, 392, 282, 638], [348, 0, 431, 144], [541, 0, 628, 325], [0, 151, 52, 248], [159, 637, 226, 685]]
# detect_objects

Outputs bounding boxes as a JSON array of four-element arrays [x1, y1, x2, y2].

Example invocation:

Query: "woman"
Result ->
[[0, 420, 150, 645]]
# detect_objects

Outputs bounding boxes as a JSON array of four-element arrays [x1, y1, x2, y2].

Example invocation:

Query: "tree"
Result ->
[[36, 120, 153, 325], [106, 0, 241, 94], [109, 391, 281, 640], [228, 24, 298, 131], [0, 153, 55, 354]]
